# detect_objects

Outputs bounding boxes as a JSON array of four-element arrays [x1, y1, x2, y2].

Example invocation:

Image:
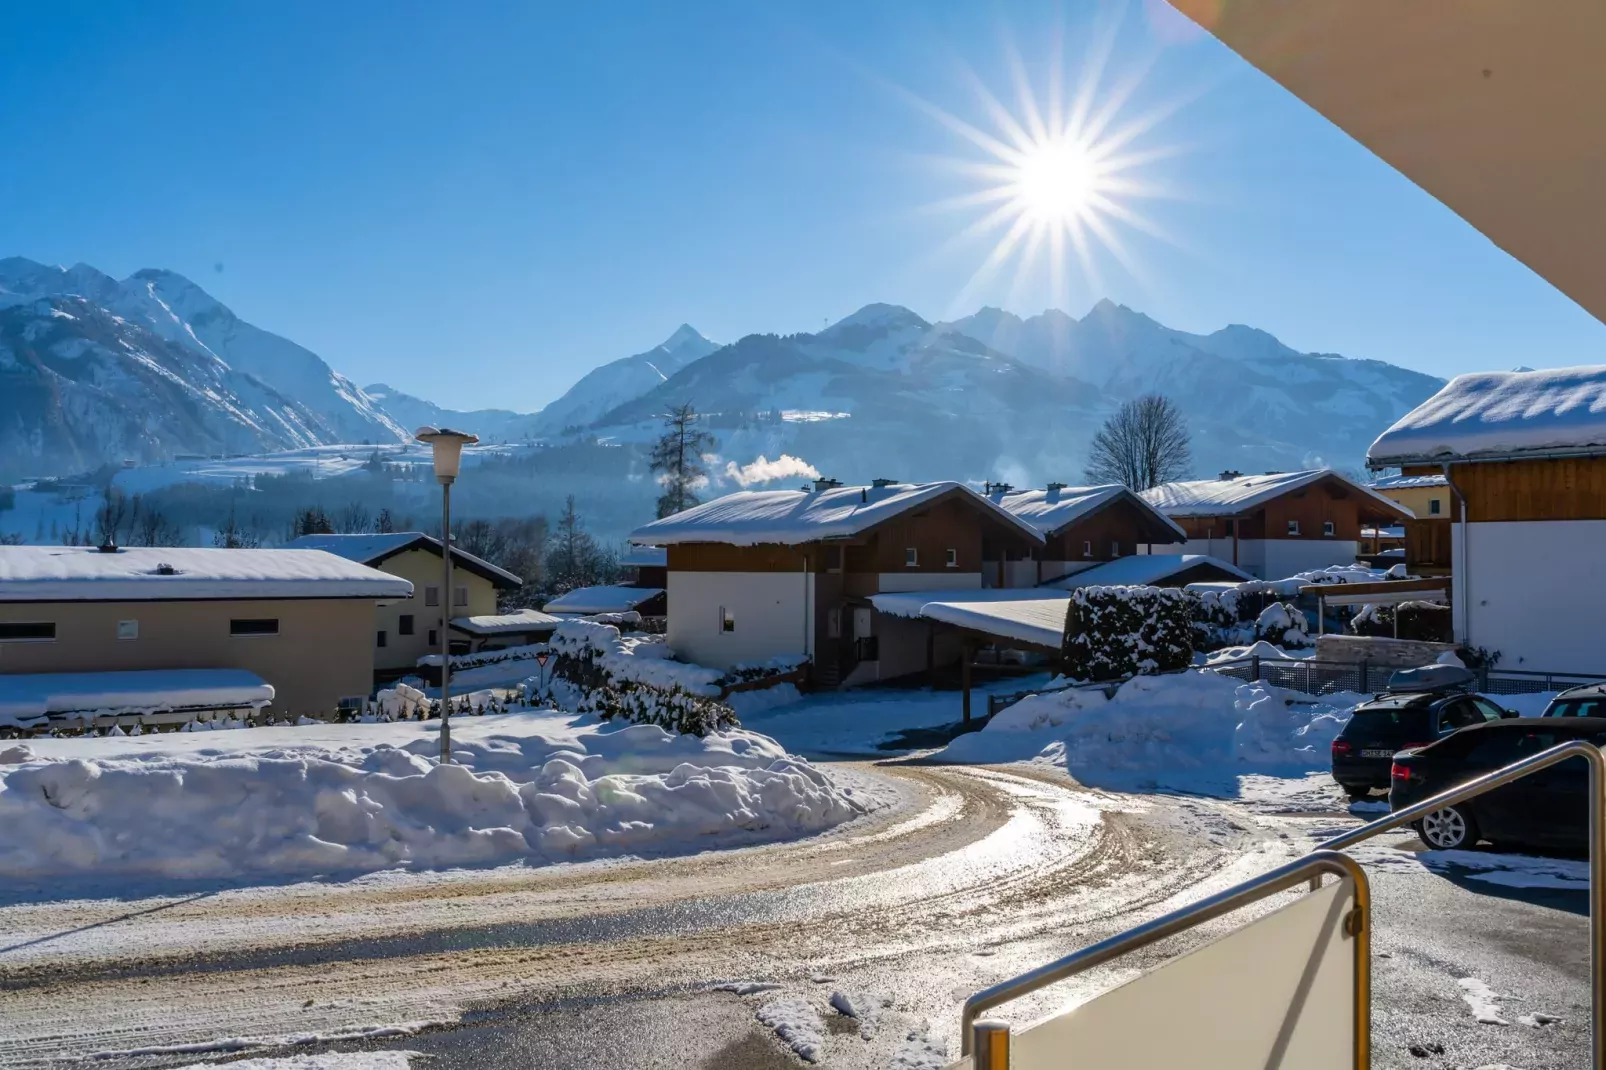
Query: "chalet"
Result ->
[[0, 545, 411, 719], [1370, 472, 1451, 575], [1368, 365, 1606, 671], [988, 482, 1188, 585], [287, 532, 522, 674], [618, 545, 668, 590], [627, 479, 1044, 686], [1141, 469, 1412, 580]]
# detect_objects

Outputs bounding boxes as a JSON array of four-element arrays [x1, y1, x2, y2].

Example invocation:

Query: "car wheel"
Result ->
[[1418, 805, 1478, 850]]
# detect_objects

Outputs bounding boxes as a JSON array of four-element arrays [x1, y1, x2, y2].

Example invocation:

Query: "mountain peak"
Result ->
[[826, 303, 929, 333], [659, 323, 710, 351]]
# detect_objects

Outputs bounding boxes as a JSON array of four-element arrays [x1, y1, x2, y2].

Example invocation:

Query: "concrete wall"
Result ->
[[1261, 539, 1360, 580], [1455, 520, 1606, 672], [666, 571, 814, 670], [0, 599, 379, 715], [374, 548, 500, 671]]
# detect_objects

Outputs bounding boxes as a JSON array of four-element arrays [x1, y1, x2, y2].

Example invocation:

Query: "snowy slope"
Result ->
[[363, 382, 527, 441], [0, 258, 405, 477], [528, 324, 719, 435]]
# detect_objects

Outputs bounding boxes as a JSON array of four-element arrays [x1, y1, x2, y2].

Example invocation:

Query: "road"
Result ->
[[0, 761, 1590, 1069]]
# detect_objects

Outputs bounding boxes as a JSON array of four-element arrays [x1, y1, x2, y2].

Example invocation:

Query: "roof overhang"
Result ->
[[1170, 0, 1606, 326]]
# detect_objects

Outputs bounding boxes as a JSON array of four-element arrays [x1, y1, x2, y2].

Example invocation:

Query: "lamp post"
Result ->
[[415, 425, 479, 763]]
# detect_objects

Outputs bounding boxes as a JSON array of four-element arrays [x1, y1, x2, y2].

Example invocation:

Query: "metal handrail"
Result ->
[[1315, 738, 1606, 1069], [960, 850, 1371, 1064], [957, 739, 1606, 1069]]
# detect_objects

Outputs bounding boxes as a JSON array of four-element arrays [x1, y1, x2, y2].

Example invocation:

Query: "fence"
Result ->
[[984, 656, 1606, 718]]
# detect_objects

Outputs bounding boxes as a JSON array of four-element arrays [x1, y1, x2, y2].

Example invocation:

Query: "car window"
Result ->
[[1438, 699, 1483, 731], [1548, 698, 1606, 718], [1470, 698, 1507, 722]]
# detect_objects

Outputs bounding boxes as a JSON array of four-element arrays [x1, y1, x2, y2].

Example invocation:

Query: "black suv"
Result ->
[[1331, 686, 1510, 800], [1541, 683, 1606, 719], [1389, 718, 1606, 851]]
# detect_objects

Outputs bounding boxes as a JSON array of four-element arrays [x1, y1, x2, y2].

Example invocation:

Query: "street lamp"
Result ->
[[415, 425, 479, 763]]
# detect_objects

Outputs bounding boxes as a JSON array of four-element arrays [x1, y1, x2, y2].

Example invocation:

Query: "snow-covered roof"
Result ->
[[992, 484, 1187, 541], [1142, 468, 1411, 520], [286, 532, 522, 588], [543, 585, 665, 615], [628, 482, 1045, 547], [450, 609, 562, 636], [0, 546, 413, 602], [0, 669, 274, 725], [618, 545, 667, 568], [1370, 473, 1448, 490], [1368, 365, 1606, 464], [870, 588, 1069, 650], [1044, 554, 1250, 590]]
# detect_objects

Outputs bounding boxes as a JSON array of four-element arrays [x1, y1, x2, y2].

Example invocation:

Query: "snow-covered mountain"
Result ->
[[361, 383, 527, 442], [526, 324, 719, 436], [0, 258, 407, 478]]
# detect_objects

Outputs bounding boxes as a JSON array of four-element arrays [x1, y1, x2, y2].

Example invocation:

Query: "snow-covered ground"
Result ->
[[0, 708, 884, 887]]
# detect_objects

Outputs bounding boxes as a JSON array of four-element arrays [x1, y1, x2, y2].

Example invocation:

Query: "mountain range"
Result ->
[[0, 256, 1444, 486]]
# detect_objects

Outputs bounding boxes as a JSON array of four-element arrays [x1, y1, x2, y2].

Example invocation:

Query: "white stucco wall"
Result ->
[[877, 572, 983, 593], [666, 571, 814, 670], [1260, 540, 1360, 581], [1454, 521, 1606, 673]]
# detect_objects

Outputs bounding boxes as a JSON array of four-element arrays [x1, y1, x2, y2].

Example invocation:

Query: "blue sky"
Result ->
[[1, 0, 1601, 411]]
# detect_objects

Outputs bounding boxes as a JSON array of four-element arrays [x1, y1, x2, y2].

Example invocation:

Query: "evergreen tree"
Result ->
[[291, 505, 334, 538], [648, 402, 715, 518], [543, 496, 615, 593]]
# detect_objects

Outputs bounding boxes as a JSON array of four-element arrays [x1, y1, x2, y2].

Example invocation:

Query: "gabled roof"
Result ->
[[1142, 468, 1412, 521], [993, 484, 1187, 542], [450, 608, 562, 637], [287, 532, 522, 589], [0, 546, 412, 602], [870, 588, 1069, 651], [628, 482, 1045, 548], [1043, 553, 1251, 590], [618, 545, 667, 568], [1367, 365, 1606, 465]]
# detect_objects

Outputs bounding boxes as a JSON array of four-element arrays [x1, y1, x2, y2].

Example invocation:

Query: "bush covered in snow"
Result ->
[[1351, 600, 1452, 642], [548, 620, 737, 736], [1253, 601, 1312, 648], [575, 682, 737, 736], [1061, 585, 1196, 681]]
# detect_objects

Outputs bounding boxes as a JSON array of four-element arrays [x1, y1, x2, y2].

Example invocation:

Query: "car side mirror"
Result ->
[[1502, 708, 1520, 719]]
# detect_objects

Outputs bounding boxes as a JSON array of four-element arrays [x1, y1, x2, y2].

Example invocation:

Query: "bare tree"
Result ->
[[1084, 394, 1192, 491], [375, 507, 396, 534], [94, 485, 130, 548], [130, 495, 182, 547], [214, 504, 263, 549], [648, 402, 715, 518], [335, 501, 373, 533]]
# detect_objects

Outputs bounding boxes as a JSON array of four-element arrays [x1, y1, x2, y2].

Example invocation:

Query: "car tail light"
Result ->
[[1391, 762, 1417, 782], [1331, 739, 1352, 757]]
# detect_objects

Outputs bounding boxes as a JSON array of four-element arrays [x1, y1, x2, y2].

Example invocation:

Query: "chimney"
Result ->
[[871, 478, 898, 488], [812, 477, 843, 492], [986, 481, 1014, 496], [1045, 481, 1067, 493], [1218, 470, 1244, 481]]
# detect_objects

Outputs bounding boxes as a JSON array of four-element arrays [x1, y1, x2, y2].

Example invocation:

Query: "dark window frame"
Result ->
[[229, 618, 279, 637], [398, 614, 415, 636], [0, 621, 55, 642]]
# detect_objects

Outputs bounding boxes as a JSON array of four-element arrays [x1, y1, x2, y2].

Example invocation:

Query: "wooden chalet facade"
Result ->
[[989, 483, 1187, 585], [632, 481, 1044, 687], [1142, 469, 1411, 580]]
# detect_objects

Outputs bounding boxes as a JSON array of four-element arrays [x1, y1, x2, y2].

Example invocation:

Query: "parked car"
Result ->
[[1541, 683, 1606, 719], [1331, 674, 1511, 800], [1388, 718, 1606, 851]]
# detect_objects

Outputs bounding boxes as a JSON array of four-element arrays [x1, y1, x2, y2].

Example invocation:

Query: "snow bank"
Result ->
[[0, 712, 868, 882], [939, 671, 1360, 792]]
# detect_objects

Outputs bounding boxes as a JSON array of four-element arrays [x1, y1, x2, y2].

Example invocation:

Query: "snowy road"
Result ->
[[0, 760, 1591, 1069]]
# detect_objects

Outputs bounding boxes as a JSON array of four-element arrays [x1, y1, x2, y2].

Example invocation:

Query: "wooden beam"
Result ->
[[961, 640, 974, 724]]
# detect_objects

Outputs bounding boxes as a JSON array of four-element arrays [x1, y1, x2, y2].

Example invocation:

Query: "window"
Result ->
[[116, 620, 139, 640], [945, 548, 958, 568], [337, 696, 366, 712], [1322, 521, 1336, 537], [1286, 520, 1301, 536], [720, 606, 735, 633], [1224, 519, 1236, 536], [428, 628, 438, 646], [1082, 540, 1092, 558], [1470, 697, 1508, 722], [424, 585, 440, 607], [1110, 540, 1120, 557], [1549, 698, 1606, 718], [454, 586, 468, 607], [1429, 498, 1442, 516], [399, 614, 414, 636], [376, 630, 388, 648], [0, 622, 54, 643], [904, 547, 918, 567], [827, 545, 844, 573], [826, 608, 842, 639], [230, 618, 279, 637], [1437, 699, 1485, 731]]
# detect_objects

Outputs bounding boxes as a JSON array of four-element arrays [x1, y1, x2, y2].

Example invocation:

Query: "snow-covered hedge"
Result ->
[[1351, 601, 1452, 643], [1061, 585, 1196, 681], [547, 620, 737, 735]]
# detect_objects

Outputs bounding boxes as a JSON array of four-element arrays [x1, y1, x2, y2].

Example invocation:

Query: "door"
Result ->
[[1457, 731, 1528, 844], [852, 607, 877, 662]]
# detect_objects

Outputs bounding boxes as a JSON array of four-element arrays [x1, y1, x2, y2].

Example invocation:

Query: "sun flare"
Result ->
[[1012, 136, 1103, 225]]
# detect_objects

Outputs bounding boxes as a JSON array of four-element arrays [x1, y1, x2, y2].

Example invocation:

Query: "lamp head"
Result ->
[[414, 426, 479, 483]]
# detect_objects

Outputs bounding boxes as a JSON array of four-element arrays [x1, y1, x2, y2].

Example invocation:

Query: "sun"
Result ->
[[1012, 136, 1104, 225]]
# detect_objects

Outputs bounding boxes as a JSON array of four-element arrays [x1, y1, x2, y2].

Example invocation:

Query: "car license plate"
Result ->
[[1361, 748, 1395, 758]]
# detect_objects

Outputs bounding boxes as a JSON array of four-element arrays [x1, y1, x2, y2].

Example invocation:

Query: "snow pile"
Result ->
[[551, 620, 724, 696], [0, 669, 275, 729], [176, 1055, 421, 1070], [755, 997, 826, 1063], [940, 671, 1359, 791], [1254, 601, 1312, 648], [725, 683, 804, 717], [1198, 640, 1302, 666], [0, 713, 867, 882], [375, 683, 430, 720]]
